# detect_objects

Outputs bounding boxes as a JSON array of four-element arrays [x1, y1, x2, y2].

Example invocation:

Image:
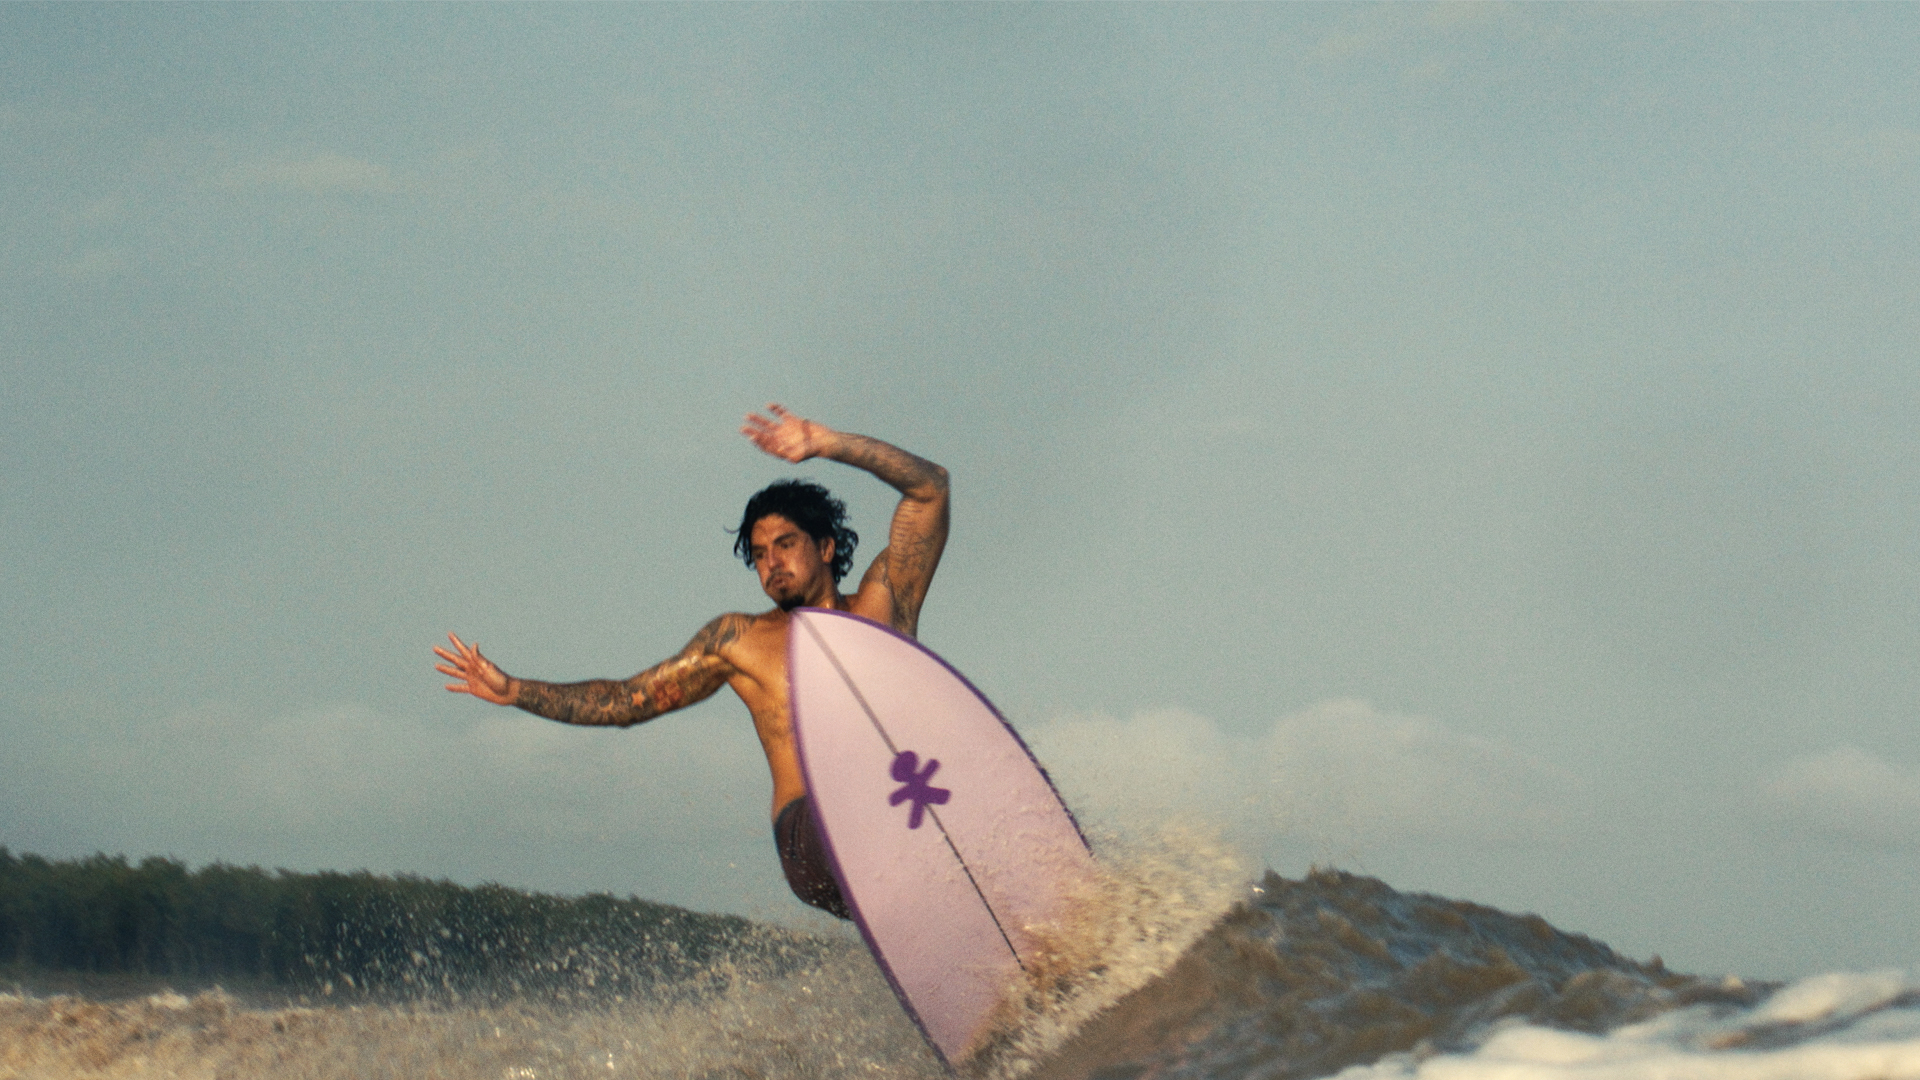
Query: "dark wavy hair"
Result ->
[[733, 479, 859, 582]]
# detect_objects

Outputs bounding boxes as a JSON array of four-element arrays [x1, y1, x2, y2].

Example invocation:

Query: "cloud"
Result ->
[[1761, 745, 1920, 850], [1264, 698, 1578, 843], [213, 152, 410, 194], [1023, 699, 1579, 861], [11, 698, 774, 909]]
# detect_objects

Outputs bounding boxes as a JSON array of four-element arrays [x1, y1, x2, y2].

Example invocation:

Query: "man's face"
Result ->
[[749, 513, 835, 610]]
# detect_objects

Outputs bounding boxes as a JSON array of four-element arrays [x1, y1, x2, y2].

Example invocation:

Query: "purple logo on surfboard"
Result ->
[[888, 750, 951, 829]]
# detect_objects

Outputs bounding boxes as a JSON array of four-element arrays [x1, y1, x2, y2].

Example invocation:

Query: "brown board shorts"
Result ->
[[774, 795, 852, 920]]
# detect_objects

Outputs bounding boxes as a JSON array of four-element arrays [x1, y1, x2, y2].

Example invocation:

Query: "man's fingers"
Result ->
[[441, 633, 506, 697], [744, 406, 811, 461], [744, 405, 796, 432]]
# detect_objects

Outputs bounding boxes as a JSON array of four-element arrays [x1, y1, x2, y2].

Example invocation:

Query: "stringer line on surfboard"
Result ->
[[794, 614, 1029, 972]]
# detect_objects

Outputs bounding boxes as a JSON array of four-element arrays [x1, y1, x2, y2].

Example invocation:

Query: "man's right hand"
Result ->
[[742, 403, 829, 463], [435, 633, 514, 705]]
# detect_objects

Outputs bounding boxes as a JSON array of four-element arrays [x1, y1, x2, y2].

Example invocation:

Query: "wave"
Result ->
[[5, 842, 1917, 1080], [1016, 865, 1916, 1079]]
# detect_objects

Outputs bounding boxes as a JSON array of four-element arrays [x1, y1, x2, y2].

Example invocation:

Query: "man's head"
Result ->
[[735, 480, 859, 608]]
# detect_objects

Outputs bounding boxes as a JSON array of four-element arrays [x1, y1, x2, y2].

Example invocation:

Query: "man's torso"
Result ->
[[718, 586, 902, 817]]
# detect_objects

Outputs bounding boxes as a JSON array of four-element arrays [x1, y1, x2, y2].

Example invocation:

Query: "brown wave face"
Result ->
[[1018, 868, 1775, 1080], [0, 866, 1806, 1080]]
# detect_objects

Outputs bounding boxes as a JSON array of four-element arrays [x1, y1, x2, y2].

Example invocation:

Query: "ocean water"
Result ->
[[5, 830, 1917, 1080]]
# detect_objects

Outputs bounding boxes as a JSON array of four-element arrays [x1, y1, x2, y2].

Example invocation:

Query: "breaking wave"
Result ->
[[6, 832, 1917, 1080]]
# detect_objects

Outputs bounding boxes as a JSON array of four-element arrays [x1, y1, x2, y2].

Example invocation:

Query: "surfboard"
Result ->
[[787, 607, 1097, 1069]]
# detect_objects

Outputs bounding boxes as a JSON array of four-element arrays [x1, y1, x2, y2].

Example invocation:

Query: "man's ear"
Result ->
[[819, 537, 835, 566]]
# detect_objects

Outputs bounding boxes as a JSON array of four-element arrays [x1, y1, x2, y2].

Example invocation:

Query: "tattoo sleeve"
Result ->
[[824, 432, 948, 501], [883, 504, 951, 632], [511, 614, 746, 727], [824, 431, 951, 636]]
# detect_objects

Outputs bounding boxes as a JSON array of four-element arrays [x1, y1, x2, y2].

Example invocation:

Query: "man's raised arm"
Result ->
[[742, 404, 950, 633], [434, 614, 747, 726]]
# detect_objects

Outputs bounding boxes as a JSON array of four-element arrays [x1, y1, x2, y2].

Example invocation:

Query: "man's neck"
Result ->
[[779, 589, 845, 614]]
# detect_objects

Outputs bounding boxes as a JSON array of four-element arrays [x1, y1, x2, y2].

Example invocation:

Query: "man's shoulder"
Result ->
[[687, 611, 765, 653], [697, 610, 791, 681], [713, 609, 798, 645]]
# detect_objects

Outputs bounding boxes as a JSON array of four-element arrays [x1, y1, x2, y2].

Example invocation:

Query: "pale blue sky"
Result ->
[[3, 4, 1917, 980]]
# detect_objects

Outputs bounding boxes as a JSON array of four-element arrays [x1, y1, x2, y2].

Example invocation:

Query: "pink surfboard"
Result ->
[[788, 608, 1096, 1068]]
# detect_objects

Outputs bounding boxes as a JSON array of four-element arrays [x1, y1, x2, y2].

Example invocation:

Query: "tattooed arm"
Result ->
[[435, 615, 747, 727], [742, 404, 950, 634]]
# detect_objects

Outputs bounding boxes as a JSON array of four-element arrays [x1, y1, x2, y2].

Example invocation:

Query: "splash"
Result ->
[[0, 826, 1250, 1080], [0, 928, 944, 1080], [8, 852, 1920, 1080], [965, 819, 1252, 1077]]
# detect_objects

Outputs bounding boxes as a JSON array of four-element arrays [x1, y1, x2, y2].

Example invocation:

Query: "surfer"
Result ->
[[434, 404, 949, 919]]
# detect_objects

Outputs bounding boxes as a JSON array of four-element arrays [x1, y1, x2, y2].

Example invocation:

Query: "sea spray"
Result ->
[[9, 855, 1920, 1080], [0, 826, 1249, 1080], [966, 819, 1252, 1078], [0, 934, 946, 1080]]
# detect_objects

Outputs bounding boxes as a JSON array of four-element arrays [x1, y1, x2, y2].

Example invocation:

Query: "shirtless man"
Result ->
[[433, 404, 949, 918]]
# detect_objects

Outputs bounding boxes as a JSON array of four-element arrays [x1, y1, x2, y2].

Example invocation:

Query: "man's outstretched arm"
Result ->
[[434, 615, 747, 727], [743, 404, 950, 633]]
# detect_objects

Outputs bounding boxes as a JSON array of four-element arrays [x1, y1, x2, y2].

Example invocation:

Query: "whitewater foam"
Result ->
[[1335, 970, 1920, 1079]]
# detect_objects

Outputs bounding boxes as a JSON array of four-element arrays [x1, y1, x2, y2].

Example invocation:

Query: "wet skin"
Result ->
[[435, 404, 949, 819]]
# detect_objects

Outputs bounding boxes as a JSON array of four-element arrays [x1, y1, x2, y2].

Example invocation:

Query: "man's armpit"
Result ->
[[892, 529, 943, 585]]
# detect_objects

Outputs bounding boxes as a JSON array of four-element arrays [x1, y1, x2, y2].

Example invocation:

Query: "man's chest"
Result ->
[[722, 618, 793, 703]]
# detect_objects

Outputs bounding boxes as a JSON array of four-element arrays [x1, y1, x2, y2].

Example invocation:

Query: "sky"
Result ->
[[3, 3, 1917, 983]]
